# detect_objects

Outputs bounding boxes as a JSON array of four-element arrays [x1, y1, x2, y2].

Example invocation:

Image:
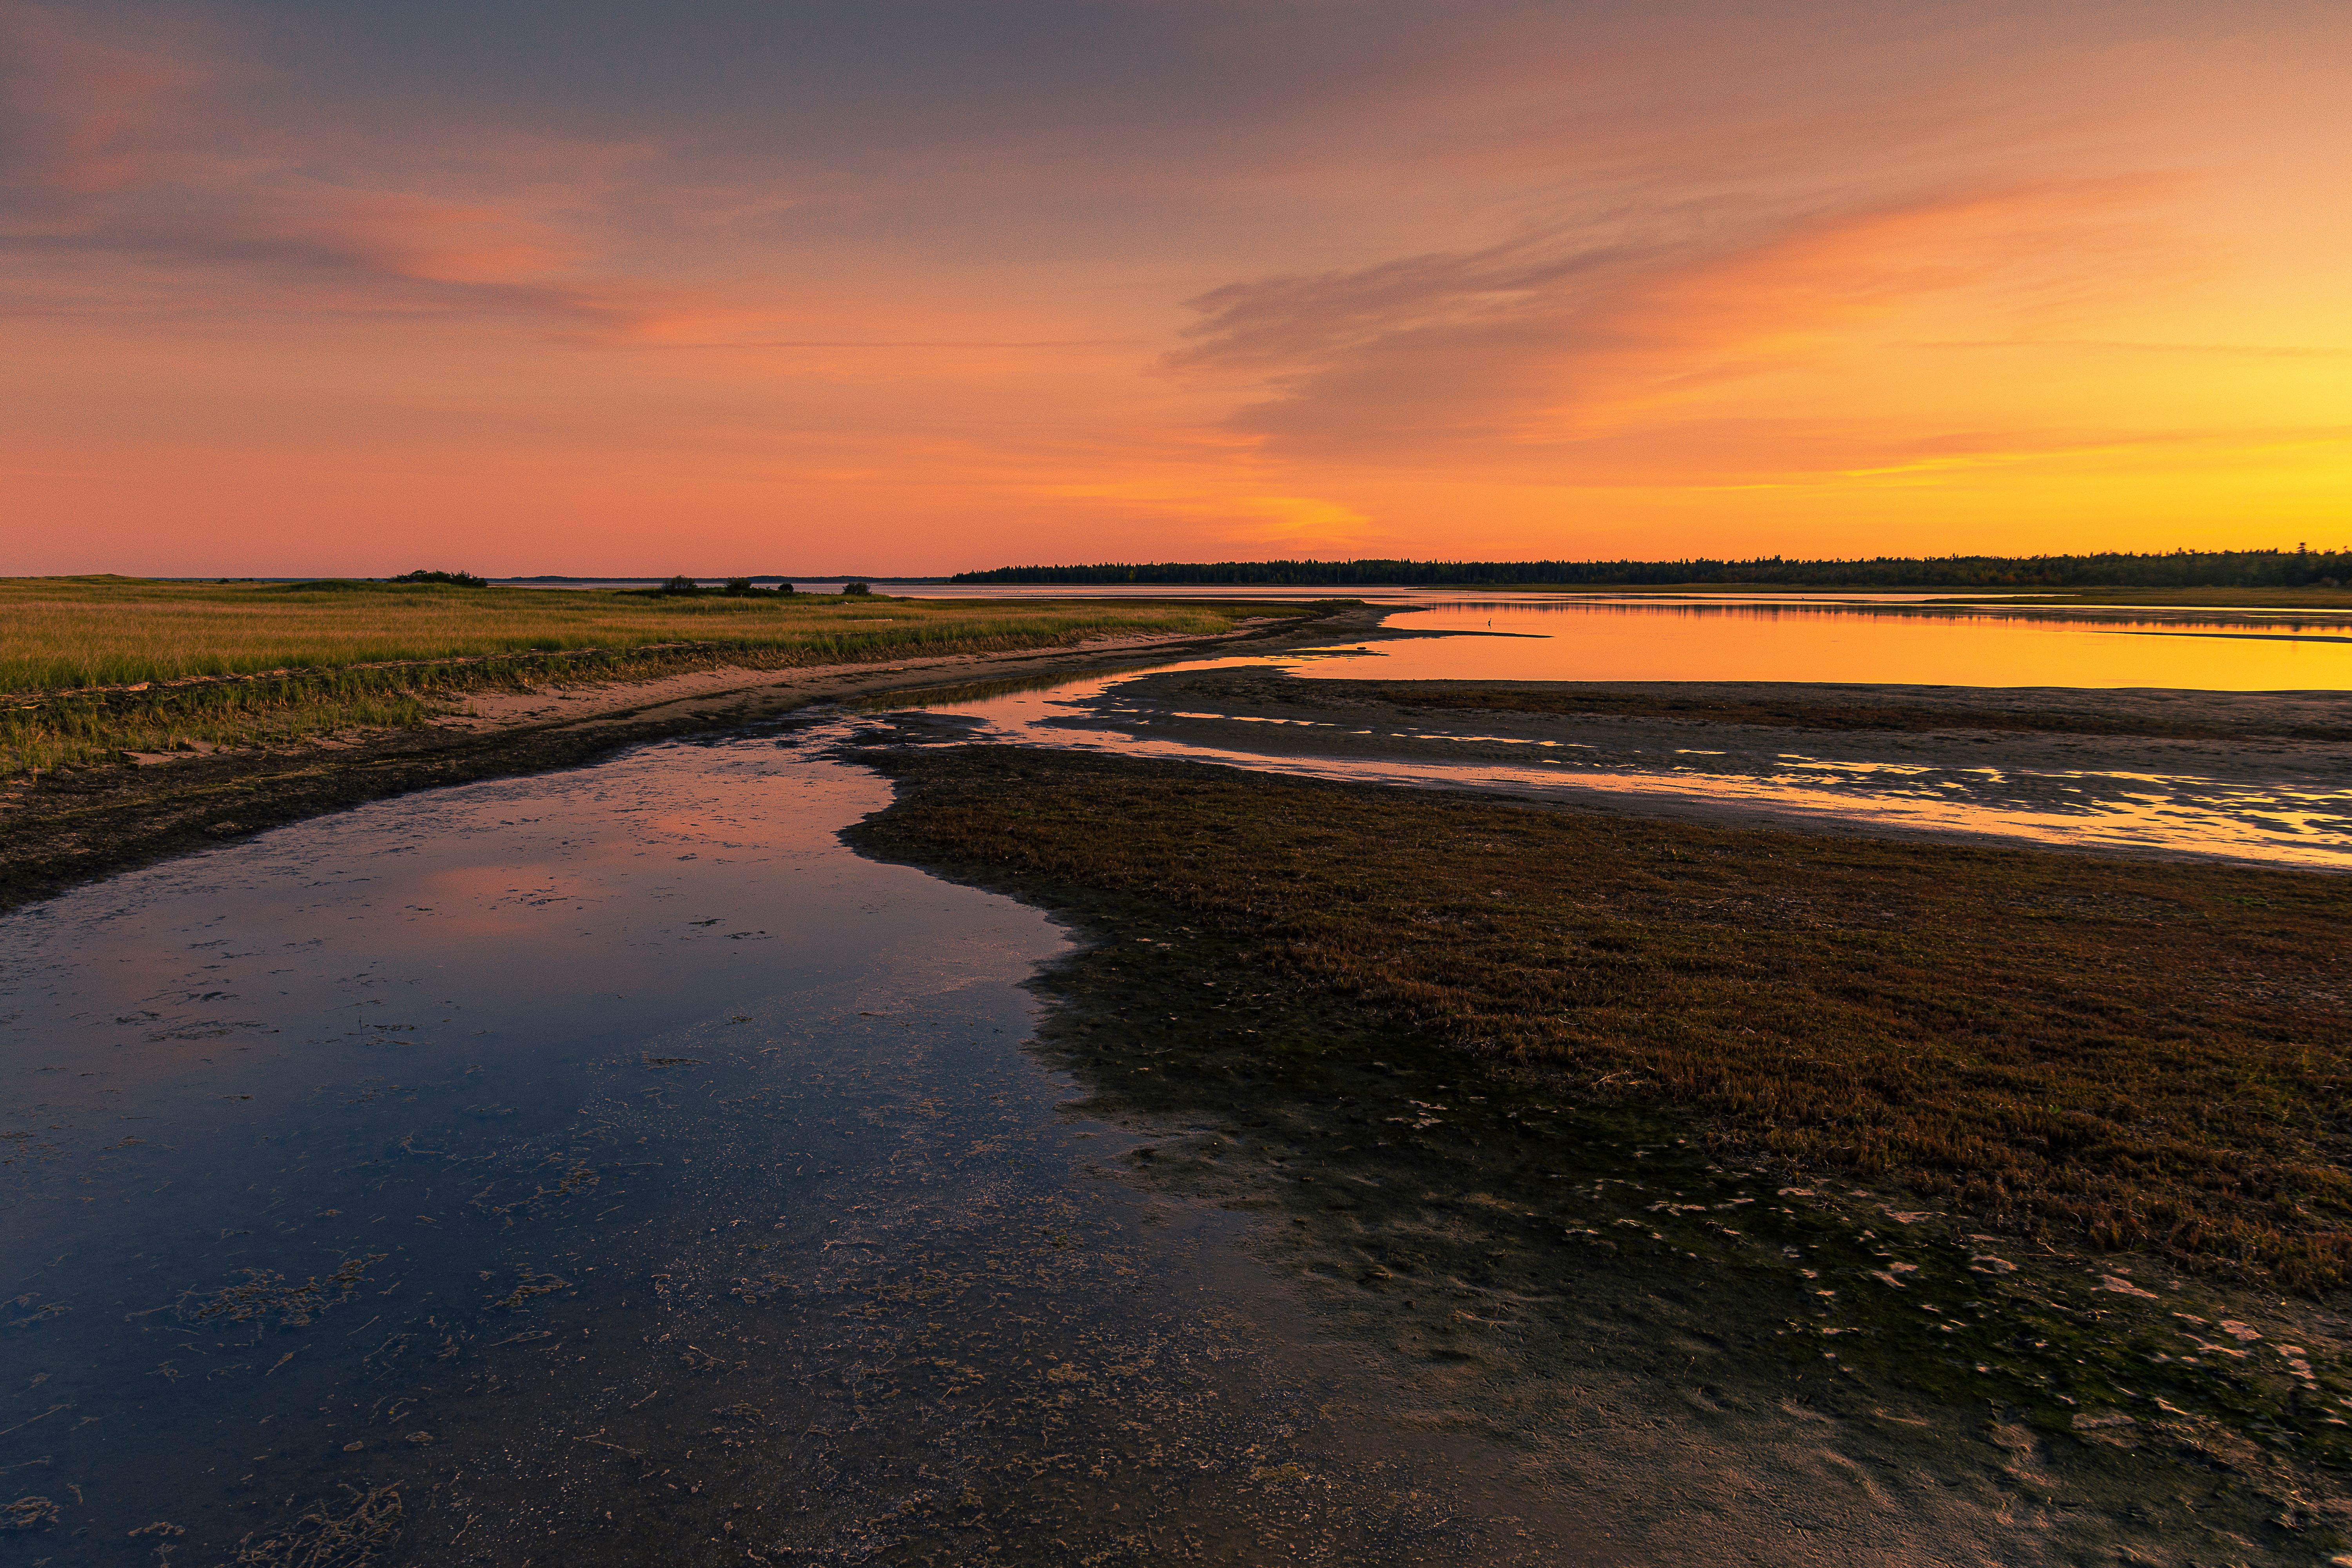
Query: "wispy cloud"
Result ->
[[1921, 339, 2352, 359], [1166, 178, 2195, 477], [7, 0, 2347, 573], [0, 4, 736, 338]]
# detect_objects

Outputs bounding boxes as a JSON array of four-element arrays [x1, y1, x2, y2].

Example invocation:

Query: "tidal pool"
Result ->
[[867, 664, 2352, 869], [1, 726, 1584, 1566], [845, 592, 2352, 868]]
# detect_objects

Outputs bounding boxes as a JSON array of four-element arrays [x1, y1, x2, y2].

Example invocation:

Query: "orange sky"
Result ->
[[2, 0, 2347, 576]]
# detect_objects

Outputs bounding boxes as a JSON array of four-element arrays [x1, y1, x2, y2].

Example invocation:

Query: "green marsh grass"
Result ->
[[0, 576, 1268, 775], [0, 575, 1252, 690]]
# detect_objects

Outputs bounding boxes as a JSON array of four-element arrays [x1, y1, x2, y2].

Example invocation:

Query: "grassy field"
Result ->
[[0, 575, 1261, 689], [858, 748, 2352, 1291], [0, 576, 1282, 775]]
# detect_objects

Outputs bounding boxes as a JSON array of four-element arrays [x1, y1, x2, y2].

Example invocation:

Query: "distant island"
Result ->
[[954, 547, 2350, 590]]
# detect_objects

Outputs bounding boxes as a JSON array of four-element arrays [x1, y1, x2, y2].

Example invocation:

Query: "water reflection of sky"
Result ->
[[1297, 601, 2352, 690], [886, 652, 2352, 869], [16, 602, 2347, 1564], [5, 733, 1530, 1563]]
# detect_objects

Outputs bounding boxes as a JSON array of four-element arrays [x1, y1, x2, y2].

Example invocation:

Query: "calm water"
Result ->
[[1307, 599, 2352, 690], [1, 727, 1579, 1566]]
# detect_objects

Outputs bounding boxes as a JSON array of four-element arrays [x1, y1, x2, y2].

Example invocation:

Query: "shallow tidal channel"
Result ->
[[1, 728, 1576, 1566]]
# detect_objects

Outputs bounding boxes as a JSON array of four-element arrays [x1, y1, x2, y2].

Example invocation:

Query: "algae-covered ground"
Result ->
[[1364, 681, 2352, 741], [846, 738, 2352, 1563]]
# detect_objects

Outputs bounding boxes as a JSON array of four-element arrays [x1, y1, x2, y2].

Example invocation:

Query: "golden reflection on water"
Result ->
[[1295, 602, 2352, 690], [913, 645, 2352, 869]]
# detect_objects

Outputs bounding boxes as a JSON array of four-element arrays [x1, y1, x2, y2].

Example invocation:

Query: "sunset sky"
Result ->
[[4, 0, 2348, 577]]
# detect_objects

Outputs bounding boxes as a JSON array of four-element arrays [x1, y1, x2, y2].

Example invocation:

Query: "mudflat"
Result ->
[[844, 737, 2352, 1564]]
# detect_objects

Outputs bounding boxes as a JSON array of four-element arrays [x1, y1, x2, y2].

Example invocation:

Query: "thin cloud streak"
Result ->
[[1167, 179, 2201, 475], [1922, 340, 2352, 359], [0, 4, 741, 342], [694, 341, 1143, 350]]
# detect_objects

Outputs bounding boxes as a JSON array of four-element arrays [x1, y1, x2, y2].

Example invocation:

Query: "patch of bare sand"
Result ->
[[123, 739, 234, 764], [433, 662, 818, 729], [434, 627, 1297, 733]]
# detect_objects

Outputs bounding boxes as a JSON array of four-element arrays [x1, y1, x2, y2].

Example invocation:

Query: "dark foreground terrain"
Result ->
[[846, 738, 2352, 1563], [8, 660, 2350, 1564]]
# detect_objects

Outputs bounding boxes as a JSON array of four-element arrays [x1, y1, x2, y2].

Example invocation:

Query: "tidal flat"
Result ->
[[0, 604, 1361, 915], [7, 650, 2350, 1565], [847, 738, 2352, 1563], [0, 575, 1314, 777], [947, 664, 2352, 867]]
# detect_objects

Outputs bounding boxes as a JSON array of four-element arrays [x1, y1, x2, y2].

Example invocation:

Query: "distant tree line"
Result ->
[[952, 548, 2352, 590]]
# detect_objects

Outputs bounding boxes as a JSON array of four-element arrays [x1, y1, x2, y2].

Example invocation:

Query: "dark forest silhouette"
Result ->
[[955, 547, 2351, 590]]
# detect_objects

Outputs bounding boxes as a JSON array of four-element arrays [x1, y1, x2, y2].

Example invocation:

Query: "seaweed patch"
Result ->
[[176, 1255, 386, 1328], [228, 1485, 402, 1568]]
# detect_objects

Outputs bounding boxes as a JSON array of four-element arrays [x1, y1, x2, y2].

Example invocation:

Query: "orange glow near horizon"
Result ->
[[1290, 602, 2352, 690], [2, 1, 2347, 576]]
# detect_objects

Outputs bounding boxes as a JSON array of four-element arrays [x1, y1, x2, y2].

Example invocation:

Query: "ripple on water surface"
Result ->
[[0, 730, 1579, 1565]]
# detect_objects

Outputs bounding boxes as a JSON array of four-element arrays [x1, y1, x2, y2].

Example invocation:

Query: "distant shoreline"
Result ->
[[951, 545, 2352, 593]]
